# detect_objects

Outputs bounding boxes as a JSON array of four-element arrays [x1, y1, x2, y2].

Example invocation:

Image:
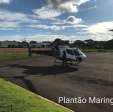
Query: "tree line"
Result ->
[[52, 38, 113, 49]]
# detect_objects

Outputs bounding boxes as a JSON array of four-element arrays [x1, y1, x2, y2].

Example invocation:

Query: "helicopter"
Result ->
[[22, 41, 87, 65], [53, 45, 87, 65]]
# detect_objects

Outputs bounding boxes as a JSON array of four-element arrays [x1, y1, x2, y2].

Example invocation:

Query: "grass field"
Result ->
[[0, 78, 72, 112], [0, 48, 28, 60], [0, 48, 39, 60], [83, 48, 113, 52], [0, 48, 113, 60]]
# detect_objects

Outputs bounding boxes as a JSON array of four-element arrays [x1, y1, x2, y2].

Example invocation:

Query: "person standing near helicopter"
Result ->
[[62, 50, 67, 65]]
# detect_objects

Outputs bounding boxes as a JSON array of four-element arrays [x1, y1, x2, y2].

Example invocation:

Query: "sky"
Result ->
[[0, 0, 113, 41]]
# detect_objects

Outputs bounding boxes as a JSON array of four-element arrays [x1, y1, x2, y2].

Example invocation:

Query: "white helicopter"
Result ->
[[23, 41, 87, 65], [53, 45, 87, 65]]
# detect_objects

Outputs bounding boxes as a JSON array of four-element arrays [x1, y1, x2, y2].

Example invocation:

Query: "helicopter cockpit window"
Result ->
[[74, 50, 80, 56], [66, 49, 74, 55]]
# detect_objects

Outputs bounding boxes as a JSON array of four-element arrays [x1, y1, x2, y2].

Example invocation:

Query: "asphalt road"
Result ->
[[0, 52, 113, 112]]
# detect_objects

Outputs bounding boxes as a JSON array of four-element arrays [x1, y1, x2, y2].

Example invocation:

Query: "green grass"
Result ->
[[0, 78, 72, 112], [0, 52, 39, 61], [82, 49, 113, 52], [0, 52, 28, 60]]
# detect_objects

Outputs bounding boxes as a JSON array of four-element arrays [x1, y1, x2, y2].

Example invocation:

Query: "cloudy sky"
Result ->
[[0, 0, 113, 41]]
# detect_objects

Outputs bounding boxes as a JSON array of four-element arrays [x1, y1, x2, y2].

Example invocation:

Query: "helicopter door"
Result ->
[[66, 49, 76, 60]]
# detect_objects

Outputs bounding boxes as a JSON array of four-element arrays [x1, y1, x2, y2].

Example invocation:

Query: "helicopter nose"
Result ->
[[84, 54, 87, 58], [82, 54, 87, 59]]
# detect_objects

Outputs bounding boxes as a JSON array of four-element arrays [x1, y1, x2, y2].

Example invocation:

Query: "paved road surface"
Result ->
[[0, 53, 113, 112]]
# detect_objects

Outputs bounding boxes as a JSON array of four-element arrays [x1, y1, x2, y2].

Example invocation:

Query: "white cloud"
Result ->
[[0, 10, 30, 22], [59, 1, 78, 13], [87, 21, 113, 34], [1, 33, 112, 42], [49, 0, 90, 11], [29, 19, 88, 31], [30, 24, 50, 29], [0, 10, 40, 29], [32, 0, 90, 33], [52, 16, 88, 30], [0, 34, 75, 41], [29, 24, 63, 31], [76, 0, 90, 5], [33, 0, 90, 19], [0, 0, 11, 4], [89, 33, 113, 41], [83, 21, 113, 41], [26, 34, 78, 42], [66, 16, 82, 24], [33, 5, 62, 19], [0, 21, 19, 28], [0, 10, 30, 29]]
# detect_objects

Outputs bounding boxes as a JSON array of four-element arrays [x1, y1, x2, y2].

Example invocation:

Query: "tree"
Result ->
[[73, 40, 84, 48], [52, 38, 69, 46], [84, 39, 96, 48]]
